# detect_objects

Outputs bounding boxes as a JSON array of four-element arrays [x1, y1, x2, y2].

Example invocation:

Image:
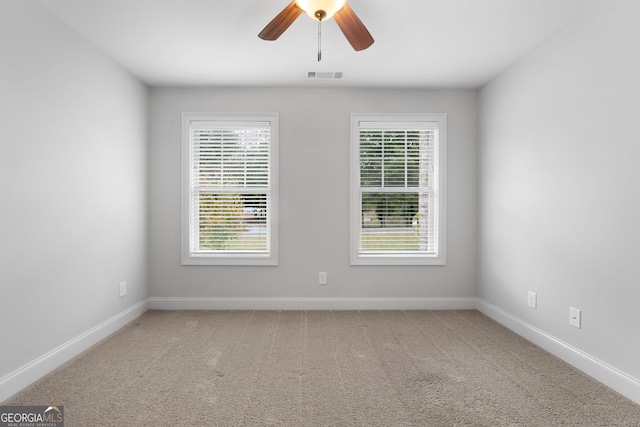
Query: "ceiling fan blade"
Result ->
[[333, 3, 374, 51], [258, 1, 303, 41]]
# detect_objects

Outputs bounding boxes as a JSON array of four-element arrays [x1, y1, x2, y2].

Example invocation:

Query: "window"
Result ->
[[350, 113, 446, 265], [182, 113, 278, 265]]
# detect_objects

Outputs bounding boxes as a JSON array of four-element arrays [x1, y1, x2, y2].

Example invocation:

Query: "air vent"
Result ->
[[305, 70, 345, 81]]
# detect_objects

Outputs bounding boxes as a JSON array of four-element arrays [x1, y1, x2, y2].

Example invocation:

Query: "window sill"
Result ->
[[182, 253, 278, 266], [350, 253, 446, 266]]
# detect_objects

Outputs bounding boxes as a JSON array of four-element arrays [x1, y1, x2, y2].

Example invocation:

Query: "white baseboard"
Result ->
[[0, 300, 149, 403], [148, 296, 478, 311], [476, 299, 640, 405]]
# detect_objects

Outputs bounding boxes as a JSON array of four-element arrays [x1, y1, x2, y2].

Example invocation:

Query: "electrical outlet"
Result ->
[[119, 281, 127, 298], [527, 291, 537, 310], [569, 307, 581, 328], [318, 272, 328, 285]]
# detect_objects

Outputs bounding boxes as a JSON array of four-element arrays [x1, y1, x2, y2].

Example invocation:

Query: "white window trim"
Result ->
[[350, 113, 446, 266], [181, 113, 278, 266]]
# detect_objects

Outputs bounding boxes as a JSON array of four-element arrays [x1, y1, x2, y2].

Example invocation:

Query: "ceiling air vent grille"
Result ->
[[306, 71, 345, 81]]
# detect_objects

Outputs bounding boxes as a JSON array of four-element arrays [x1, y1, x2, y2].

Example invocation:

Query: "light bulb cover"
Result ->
[[296, 0, 347, 20]]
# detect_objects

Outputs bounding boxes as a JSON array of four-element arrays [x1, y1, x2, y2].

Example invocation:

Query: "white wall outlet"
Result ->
[[119, 281, 127, 298], [318, 272, 328, 285], [569, 307, 581, 328], [527, 291, 537, 309]]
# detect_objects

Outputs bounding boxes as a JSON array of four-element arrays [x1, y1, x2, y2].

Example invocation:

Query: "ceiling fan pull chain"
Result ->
[[317, 19, 322, 62]]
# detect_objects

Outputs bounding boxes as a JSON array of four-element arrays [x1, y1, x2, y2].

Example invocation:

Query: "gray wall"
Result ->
[[149, 88, 477, 299], [0, 2, 149, 382], [478, 0, 640, 380]]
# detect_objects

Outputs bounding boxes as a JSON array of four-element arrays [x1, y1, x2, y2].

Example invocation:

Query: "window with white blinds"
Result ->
[[350, 114, 446, 265], [182, 113, 278, 265]]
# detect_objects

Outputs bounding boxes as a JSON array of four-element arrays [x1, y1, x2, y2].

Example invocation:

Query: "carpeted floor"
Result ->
[[4, 310, 640, 426]]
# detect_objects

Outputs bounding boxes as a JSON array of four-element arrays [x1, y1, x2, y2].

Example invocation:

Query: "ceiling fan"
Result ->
[[258, 0, 374, 60]]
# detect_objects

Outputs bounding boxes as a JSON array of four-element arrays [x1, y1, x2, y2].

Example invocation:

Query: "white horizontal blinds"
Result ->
[[358, 122, 438, 254], [191, 122, 271, 253]]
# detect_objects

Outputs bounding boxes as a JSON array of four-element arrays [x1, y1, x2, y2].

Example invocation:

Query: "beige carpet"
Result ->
[[4, 310, 640, 426]]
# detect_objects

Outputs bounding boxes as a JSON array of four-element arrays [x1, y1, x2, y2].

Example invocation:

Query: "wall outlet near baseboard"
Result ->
[[569, 307, 581, 328], [527, 291, 537, 309], [119, 282, 127, 298], [318, 272, 327, 285]]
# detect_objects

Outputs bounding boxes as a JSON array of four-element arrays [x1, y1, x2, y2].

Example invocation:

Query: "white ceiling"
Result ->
[[37, 0, 597, 88]]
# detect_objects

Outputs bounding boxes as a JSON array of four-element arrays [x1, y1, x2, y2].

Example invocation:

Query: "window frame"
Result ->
[[181, 113, 278, 266], [350, 113, 446, 266]]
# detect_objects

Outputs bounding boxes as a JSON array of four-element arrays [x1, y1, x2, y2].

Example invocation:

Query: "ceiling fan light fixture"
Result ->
[[258, 0, 373, 53], [296, 0, 347, 20]]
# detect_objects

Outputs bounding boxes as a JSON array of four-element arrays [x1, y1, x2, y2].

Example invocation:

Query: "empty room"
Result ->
[[1, 0, 639, 425]]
